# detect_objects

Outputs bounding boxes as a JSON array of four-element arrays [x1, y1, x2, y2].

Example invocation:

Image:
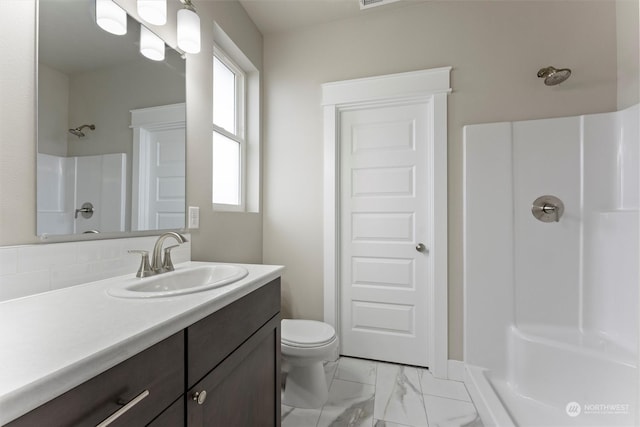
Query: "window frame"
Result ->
[[212, 45, 247, 212]]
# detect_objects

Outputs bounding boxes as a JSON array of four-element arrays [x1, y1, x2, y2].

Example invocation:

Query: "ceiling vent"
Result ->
[[359, 0, 401, 10]]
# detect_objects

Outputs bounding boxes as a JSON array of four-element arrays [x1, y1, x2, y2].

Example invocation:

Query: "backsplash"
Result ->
[[0, 235, 191, 302]]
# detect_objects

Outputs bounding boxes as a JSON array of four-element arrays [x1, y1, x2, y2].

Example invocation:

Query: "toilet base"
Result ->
[[282, 362, 328, 409]]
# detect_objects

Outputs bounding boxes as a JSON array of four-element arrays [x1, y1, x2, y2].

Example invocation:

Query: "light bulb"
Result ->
[[95, 0, 127, 35], [177, 8, 201, 54], [140, 25, 165, 61], [137, 0, 167, 26]]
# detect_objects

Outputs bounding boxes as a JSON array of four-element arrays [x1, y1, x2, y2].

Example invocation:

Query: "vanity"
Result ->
[[0, 262, 283, 426]]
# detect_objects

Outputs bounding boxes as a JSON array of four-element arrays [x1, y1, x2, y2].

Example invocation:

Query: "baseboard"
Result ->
[[447, 359, 465, 382]]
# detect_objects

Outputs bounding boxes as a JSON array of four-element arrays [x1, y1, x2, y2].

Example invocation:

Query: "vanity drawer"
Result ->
[[7, 332, 184, 427], [187, 278, 280, 387]]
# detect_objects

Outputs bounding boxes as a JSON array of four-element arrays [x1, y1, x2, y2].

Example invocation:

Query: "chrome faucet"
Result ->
[[151, 232, 188, 274]]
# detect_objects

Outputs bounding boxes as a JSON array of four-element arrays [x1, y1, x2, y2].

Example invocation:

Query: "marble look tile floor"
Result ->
[[281, 357, 483, 427]]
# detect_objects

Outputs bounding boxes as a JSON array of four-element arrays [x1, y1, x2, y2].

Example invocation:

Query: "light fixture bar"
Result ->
[[95, 0, 127, 35], [359, 0, 401, 9]]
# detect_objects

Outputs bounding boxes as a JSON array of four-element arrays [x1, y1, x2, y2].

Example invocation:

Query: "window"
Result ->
[[212, 48, 245, 210]]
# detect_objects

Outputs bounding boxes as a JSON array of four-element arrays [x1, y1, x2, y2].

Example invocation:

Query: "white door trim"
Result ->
[[322, 68, 450, 378]]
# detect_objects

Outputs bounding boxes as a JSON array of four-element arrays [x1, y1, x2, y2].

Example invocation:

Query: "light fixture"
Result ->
[[140, 25, 165, 61], [95, 0, 127, 35], [177, 0, 201, 54], [137, 0, 166, 26]]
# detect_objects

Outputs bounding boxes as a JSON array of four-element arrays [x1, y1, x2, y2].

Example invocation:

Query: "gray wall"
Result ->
[[261, 0, 632, 361], [617, 0, 640, 109], [38, 64, 69, 157]]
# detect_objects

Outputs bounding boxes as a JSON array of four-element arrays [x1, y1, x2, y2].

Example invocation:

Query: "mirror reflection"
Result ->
[[37, 0, 186, 237]]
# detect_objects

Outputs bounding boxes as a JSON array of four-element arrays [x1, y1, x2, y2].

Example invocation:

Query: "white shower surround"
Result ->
[[463, 104, 639, 426], [37, 153, 126, 235]]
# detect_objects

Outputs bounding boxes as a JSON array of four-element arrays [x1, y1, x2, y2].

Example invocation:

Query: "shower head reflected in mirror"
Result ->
[[537, 66, 571, 86], [69, 124, 95, 138]]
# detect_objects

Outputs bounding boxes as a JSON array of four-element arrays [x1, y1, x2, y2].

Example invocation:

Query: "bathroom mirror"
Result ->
[[37, 0, 186, 238]]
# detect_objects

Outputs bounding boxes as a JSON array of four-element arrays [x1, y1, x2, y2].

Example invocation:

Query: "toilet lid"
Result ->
[[281, 319, 336, 348]]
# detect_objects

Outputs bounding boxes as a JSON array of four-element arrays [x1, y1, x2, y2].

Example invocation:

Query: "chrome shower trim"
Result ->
[[537, 66, 572, 86], [68, 124, 96, 137]]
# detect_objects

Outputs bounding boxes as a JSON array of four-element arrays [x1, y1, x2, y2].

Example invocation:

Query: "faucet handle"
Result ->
[[162, 245, 180, 272], [128, 250, 154, 278]]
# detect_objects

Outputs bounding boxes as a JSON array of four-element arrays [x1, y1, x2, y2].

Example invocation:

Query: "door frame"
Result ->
[[321, 68, 450, 378]]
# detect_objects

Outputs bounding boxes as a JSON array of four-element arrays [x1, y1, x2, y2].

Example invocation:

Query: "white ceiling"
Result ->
[[238, 0, 429, 35]]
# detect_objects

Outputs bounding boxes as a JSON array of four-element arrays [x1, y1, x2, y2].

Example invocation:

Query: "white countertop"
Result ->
[[0, 261, 284, 425]]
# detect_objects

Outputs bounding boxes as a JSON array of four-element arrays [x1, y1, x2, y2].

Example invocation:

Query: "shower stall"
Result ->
[[463, 104, 639, 426], [37, 153, 126, 235]]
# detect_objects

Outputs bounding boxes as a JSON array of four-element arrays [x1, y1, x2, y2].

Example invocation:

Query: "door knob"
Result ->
[[416, 243, 427, 253]]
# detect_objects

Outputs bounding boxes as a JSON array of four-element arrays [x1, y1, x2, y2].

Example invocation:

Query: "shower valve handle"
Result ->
[[74, 202, 94, 219], [531, 196, 564, 223]]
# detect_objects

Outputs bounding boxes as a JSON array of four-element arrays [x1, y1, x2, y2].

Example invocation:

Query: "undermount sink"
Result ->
[[108, 264, 249, 298]]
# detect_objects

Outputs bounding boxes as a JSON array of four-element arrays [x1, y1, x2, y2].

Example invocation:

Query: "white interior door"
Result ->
[[340, 101, 432, 367], [146, 127, 185, 230], [131, 103, 186, 231]]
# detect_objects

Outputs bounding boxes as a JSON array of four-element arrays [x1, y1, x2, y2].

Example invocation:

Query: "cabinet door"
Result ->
[[187, 315, 281, 427], [188, 278, 280, 388]]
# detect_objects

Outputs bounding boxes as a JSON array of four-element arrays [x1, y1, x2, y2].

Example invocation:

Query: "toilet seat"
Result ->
[[281, 319, 336, 348]]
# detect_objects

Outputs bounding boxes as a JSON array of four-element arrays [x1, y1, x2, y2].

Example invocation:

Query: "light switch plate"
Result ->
[[188, 206, 200, 229]]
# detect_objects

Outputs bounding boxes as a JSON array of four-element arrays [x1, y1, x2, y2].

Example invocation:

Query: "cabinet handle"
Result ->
[[95, 389, 150, 427], [192, 390, 207, 405]]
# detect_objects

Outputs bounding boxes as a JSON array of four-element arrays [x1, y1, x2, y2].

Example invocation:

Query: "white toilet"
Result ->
[[281, 319, 338, 409]]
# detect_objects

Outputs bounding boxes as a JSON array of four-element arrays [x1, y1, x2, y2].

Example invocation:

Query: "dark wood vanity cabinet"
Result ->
[[186, 278, 281, 426], [6, 278, 281, 427]]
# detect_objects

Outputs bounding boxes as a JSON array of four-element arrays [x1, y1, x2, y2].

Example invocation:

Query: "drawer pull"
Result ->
[[192, 390, 207, 405], [96, 389, 150, 427]]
